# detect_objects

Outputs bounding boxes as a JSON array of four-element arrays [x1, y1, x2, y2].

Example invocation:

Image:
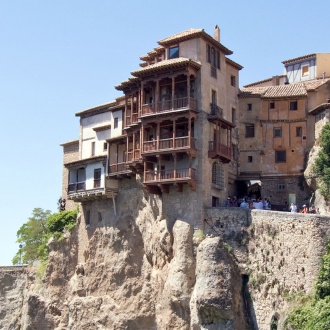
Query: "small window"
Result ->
[[301, 65, 309, 77], [274, 127, 282, 137], [296, 127, 302, 137], [247, 103, 252, 111], [212, 196, 220, 207], [114, 117, 119, 128], [212, 163, 224, 189], [94, 168, 101, 188], [269, 102, 275, 109], [103, 142, 108, 151], [169, 46, 179, 59], [277, 183, 285, 190], [248, 156, 253, 163], [275, 150, 286, 163], [91, 141, 95, 156], [290, 101, 298, 111], [232, 108, 236, 125], [231, 75, 236, 87], [98, 212, 102, 222], [86, 210, 91, 228], [245, 124, 255, 138]]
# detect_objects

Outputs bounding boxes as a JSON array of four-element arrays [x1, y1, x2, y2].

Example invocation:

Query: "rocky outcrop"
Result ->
[[2, 199, 330, 329]]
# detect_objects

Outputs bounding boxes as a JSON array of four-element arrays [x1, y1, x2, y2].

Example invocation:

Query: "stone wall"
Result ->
[[204, 207, 330, 329]]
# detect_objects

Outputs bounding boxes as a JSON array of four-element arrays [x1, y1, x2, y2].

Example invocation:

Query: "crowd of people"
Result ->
[[224, 196, 321, 214], [290, 202, 320, 214], [225, 196, 271, 210]]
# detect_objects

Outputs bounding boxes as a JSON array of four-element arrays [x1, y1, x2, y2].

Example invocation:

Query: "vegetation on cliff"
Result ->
[[284, 243, 330, 329], [312, 123, 330, 199], [12, 207, 78, 265]]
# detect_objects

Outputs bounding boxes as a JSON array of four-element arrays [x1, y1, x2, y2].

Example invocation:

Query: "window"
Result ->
[[103, 142, 108, 151], [212, 196, 220, 207], [277, 183, 285, 190], [296, 127, 302, 137], [94, 168, 101, 188], [211, 90, 217, 105], [269, 101, 275, 109], [169, 46, 179, 59], [274, 127, 282, 137], [290, 101, 298, 111], [247, 103, 252, 111], [245, 124, 255, 138], [98, 212, 102, 222], [275, 150, 286, 163], [301, 65, 309, 77], [232, 108, 236, 125], [231, 75, 236, 87], [91, 142, 95, 156], [86, 210, 91, 228], [114, 117, 119, 128], [207, 44, 220, 78], [212, 163, 224, 189], [248, 156, 253, 163]]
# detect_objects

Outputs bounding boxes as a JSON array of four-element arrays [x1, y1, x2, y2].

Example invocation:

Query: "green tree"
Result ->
[[313, 123, 330, 199], [12, 208, 51, 265]]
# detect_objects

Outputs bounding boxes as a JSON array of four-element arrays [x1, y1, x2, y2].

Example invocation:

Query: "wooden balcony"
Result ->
[[141, 97, 197, 116], [208, 141, 232, 163], [67, 181, 118, 201], [126, 149, 143, 174], [108, 162, 132, 178], [143, 168, 196, 194], [126, 113, 139, 126], [142, 137, 196, 155]]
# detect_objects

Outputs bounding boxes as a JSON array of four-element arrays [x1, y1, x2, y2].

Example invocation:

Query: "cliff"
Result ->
[[1, 190, 330, 329]]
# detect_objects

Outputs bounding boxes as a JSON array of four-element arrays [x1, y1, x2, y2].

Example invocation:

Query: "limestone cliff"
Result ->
[[2, 191, 330, 329]]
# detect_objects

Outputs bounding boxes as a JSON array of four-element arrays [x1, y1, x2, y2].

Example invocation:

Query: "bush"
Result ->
[[46, 210, 78, 234]]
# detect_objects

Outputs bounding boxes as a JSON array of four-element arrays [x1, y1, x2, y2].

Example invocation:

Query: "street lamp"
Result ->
[[19, 244, 23, 265]]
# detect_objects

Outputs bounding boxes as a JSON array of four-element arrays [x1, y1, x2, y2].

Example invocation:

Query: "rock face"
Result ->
[[2, 196, 330, 329]]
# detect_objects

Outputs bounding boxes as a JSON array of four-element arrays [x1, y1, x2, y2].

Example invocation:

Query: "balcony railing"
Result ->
[[126, 113, 139, 126], [143, 137, 196, 153], [126, 149, 141, 162], [144, 168, 196, 183], [208, 103, 223, 119], [208, 141, 231, 161], [141, 97, 197, 116], [68, 181, 86, 193], [108, 162, 130, 174]]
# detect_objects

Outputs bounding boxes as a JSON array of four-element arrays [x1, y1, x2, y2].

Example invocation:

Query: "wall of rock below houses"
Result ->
[[205, 207, 330, 330]]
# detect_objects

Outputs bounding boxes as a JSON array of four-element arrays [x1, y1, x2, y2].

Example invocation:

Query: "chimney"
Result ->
[[214, 25, 220, 42]]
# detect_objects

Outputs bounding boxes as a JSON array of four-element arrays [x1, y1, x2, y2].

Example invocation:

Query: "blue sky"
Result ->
[[1, 0, 329, 265]]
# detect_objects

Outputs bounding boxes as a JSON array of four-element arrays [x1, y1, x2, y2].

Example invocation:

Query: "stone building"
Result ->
[[61, 26, 243, 231], [238, 53, 330, 209]]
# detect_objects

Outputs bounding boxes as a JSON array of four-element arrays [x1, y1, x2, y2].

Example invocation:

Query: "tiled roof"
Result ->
[[75, 100, 124, 118], [303, 77, 330, 90], [309, 102, 330, 115], [243, 75, 287, 88], [239, 87, 269, 98], [262, 84, 307, 99], [226, 57, 243, 70], [60, 139, 79, 147], [158, 28, 203, 44], [131, 57, 201, 77], [158, 28, 233, 55], [115, 77, 140, 90], [282, 54, 316, 65]]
